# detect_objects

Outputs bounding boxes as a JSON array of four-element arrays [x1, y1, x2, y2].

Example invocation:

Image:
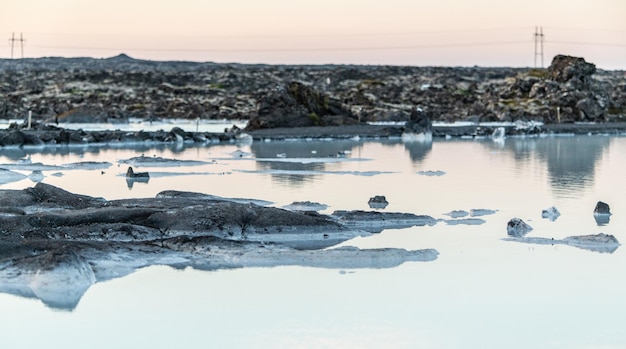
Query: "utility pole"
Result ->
[[8, 32, 26, 59], [20, 33, 25, 58], [534, 26, 544, 68]]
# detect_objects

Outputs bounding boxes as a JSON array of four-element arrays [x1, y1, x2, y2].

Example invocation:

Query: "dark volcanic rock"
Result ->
[[548, 55, 596, 86], [0, 183, 439, 310], [368, 195, 389, 209], [0, 54, 624, 133], [0, 130, 26, 146], [594, 201, 611, 215], [403, 107, 433, 134], [246, 81, 359, 130], [0, 183, 352, 246]]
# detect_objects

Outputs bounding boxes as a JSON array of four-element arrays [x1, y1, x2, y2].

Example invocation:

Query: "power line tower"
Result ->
[[9, 32, 26, 59], [534, 26, 544, 68]]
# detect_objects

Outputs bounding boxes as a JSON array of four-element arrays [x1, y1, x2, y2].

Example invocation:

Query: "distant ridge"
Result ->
[[105, 53, 136, 62]]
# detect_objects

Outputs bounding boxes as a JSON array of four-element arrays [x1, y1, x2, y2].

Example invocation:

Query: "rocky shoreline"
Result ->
[[1, 120, 626, 149]]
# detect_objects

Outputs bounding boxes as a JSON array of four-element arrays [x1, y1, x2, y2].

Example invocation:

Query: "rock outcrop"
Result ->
[[548, 55, 597, 85], [1, 54, 623, 128], [245, 81, 359, 130]]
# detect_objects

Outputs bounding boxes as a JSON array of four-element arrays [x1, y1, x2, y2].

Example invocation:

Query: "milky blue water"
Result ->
[[1, 132, 626, 349]]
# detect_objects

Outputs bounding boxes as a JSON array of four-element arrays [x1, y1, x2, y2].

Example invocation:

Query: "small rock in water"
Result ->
[[507, 218, 533, 237], [28, 170, 44, 183], [368, 195, 389, 209], [126, 166, 149, 178], [417, 170, 446, 177], [593, 201, 611, 215], [541, 206, 561, 221]]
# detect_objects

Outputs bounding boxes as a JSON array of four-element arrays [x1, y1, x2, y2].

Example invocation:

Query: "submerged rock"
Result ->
[[506, 218, 533, 237], [541, 206, 561, 221], [417, 170, 446, 177]]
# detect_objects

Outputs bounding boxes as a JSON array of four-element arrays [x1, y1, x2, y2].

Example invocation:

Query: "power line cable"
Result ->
[[29, 40, 533, 53]]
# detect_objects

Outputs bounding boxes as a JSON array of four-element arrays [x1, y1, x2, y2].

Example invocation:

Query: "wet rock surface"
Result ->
[[593, 201, 611, 215], [331, 210, 437, 233], [506, 218, 533, 237], [0, 183, 439, 310], [368, 195, 389, 209]]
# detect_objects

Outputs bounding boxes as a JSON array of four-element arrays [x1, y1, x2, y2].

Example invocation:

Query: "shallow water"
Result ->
[[1, 133, 626, 349]]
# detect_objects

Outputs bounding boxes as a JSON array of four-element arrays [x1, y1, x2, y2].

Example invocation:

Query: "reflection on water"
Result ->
[[504, 136, 611, 198], [250, 140, 362, 185], [125, 176, 150, 188], [401, 140, 432, 162], [0, 142, 201, 162]]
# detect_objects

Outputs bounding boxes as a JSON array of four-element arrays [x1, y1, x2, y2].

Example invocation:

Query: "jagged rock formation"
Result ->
[[246, 81, 359, 130], [1, 54, 624, 127], [593, 201, 611, 215]]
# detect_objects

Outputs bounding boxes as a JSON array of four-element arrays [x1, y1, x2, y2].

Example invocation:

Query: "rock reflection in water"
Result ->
[[505, 136, 611, 198], [250, 140, 362, 186], [402, 139, 433, 162]]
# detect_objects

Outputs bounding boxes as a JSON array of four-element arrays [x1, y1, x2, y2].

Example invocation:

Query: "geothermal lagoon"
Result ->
[[0, 123, 625, 349]]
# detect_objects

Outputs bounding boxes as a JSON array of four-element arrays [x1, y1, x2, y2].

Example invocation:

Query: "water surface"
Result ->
[[1, 134, 625, 349]]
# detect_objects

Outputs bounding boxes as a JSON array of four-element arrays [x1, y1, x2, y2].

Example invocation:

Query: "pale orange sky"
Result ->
[[1, 0, 625, 68]]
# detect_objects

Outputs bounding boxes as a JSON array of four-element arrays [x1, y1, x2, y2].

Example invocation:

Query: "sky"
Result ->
[[1, 0, 625, 69]]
